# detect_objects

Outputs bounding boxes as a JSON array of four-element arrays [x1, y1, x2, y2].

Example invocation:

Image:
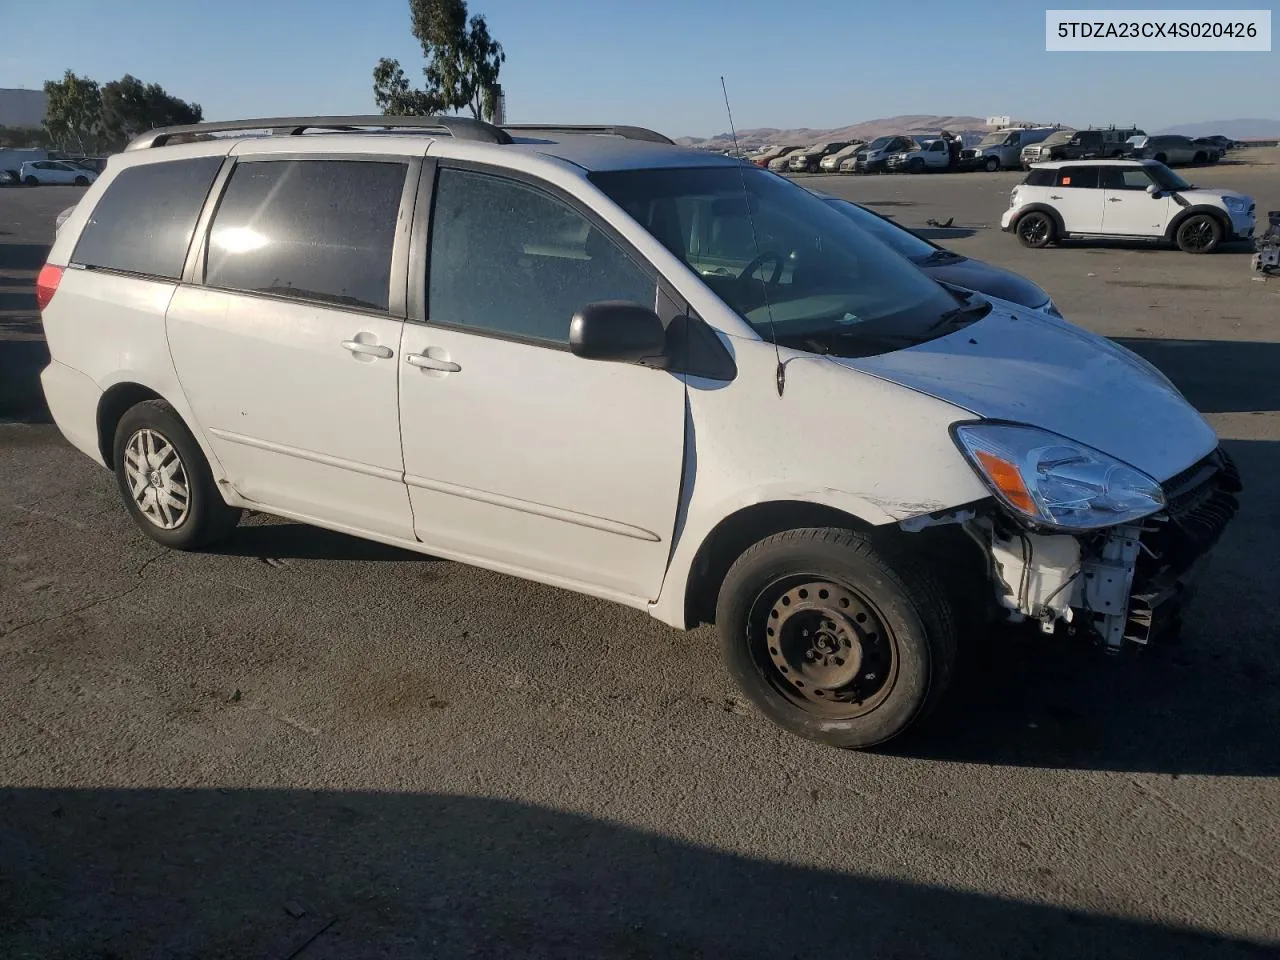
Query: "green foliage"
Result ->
[[41, 70, 203, 151], [43, 70, 103, 152], [0, 126, 54, 149], [373, 0, 506, 121], [101, 74, 202, 143]]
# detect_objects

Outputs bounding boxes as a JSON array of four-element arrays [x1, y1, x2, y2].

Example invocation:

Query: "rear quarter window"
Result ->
[[1024, 169, 1056, 186], [71, 156, 224, 280]]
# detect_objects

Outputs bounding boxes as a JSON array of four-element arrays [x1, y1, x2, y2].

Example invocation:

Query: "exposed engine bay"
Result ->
[[902, 447, 1242, 651]]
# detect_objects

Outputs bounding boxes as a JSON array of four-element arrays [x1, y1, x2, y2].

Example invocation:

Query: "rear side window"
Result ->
[[71, 156, 223, 279], [1056, 167, 1099, 188], [205, 159, 407, 312], [1023, 169, 1055, 186]]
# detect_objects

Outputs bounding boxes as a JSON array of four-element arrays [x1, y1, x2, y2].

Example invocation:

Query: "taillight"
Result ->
[[35, 264, 63, 311]]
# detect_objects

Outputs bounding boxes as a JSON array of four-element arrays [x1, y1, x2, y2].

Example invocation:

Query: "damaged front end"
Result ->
[[903, 439, 1242, 652]]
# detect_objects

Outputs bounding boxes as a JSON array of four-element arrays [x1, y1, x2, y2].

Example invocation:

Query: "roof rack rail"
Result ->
[[501, 124, 675, 145], [124, 115, 513, 151]]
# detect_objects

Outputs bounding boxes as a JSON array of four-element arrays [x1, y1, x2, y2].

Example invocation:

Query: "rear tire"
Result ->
[[74, 175, 89, 186], [1154, 153, 1168, 164], [1193, 151, 1207, 164], [1016, 211, 1056, 248], [1175, 214, 1223, 254], [716, 528, 957, 750], [112, 399, 242, 550]]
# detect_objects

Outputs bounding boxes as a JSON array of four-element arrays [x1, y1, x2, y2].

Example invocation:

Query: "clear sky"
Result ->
[[2, 0, 1275, 137]]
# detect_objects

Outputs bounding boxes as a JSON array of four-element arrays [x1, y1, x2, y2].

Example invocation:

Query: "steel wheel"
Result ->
[[123, 427, 191, 530], [752, 577, 899, 719]]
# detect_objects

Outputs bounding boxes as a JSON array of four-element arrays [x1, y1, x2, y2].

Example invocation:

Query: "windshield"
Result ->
[[977, 132, 1007, 147], [866, 136, 895, 151], [589, 166, 963, 353], [1148, 162, 1192, 191], [821, 198, 940, 261], [1040, 131, 1072, 147]]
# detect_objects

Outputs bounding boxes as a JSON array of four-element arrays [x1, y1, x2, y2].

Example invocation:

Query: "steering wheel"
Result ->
[[737, 250, 785, 288]]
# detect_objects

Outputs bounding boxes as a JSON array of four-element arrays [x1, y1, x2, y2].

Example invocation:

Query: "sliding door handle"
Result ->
[[407, 353, 461, 373]]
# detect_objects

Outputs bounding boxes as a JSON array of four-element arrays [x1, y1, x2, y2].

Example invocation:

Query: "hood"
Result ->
[[919, 256, 1050, 310], [1177, 186, 1252, 205], [832, 305, 1217, 482]]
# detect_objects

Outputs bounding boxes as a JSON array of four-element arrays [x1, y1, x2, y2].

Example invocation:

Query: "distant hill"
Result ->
[[1154, 118, 1280, 139], [677, 115, 1010, 152]]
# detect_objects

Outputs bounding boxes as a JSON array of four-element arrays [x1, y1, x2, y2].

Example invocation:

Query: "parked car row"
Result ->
[[744, 126, 1243, 177]]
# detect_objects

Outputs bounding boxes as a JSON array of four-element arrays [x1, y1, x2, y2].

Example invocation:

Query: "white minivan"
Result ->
[[36, 116, 1241, 750]]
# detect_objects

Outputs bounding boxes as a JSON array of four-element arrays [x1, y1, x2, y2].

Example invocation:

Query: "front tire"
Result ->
[[74, 175, 90, 186], [23, 175, 37, 186], [112, 399, 242, 550], [716, 528, 957, 749], [984, 156, 1000, 172], [1016, 211, 1056, 248], [1175, 214, 1223, 254]]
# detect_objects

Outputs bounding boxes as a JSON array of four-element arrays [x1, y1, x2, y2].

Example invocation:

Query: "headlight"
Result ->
[[952, 423, 1165, 530], [1223, 196, 1249, 213]]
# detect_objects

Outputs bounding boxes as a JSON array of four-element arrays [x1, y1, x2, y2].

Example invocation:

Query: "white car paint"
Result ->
[[1003, 159, 1256, 244], [39, 129, 1226, 643], [20, 159, 97, 186]]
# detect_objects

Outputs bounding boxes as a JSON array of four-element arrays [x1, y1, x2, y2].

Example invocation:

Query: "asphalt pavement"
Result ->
[[2, 161, 1279, 959]]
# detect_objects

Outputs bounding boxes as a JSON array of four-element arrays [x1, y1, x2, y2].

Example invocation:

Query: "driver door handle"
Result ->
[[407, 353, 461, 373], [1108, 197, 1123, 202], [1049, 194, 1063, 199], [342, 339, 394, 359]]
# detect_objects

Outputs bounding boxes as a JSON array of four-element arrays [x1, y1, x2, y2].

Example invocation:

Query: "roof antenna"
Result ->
[[720, 76, 786, 397]]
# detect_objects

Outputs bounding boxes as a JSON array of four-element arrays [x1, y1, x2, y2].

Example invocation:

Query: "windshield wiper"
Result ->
[[924, 296, 992, 334]]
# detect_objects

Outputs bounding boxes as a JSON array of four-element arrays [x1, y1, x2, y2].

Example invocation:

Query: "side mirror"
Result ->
[[569, 301, 667, 366], [1146, 183, 1160, 196]]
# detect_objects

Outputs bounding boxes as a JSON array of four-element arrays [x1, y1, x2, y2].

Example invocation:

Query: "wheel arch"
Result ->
[[1164, 204, 1231, 242], [96, 382, 168, 468], [1012, 203, 1064, 236], [680, 500, 874, 629]]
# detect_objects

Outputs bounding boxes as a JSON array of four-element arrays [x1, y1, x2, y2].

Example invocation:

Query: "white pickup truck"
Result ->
[[885, 138, 956, 173]]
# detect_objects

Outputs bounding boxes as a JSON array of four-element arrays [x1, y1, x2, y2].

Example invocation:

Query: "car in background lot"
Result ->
[[961, 126, 1058, 172], [814, 191, 1061, 313], [1129, 135, 1204, 166], [749, 145, 802, 168], [768, 147, 808, 172], [886, 138, 954, 173], [847, 135, 917, 173], [1192, 137, 1225, 161], [787, 141, 854, 173], [1003, 159, 1255, 253], [819, 142, 864, 172], [1020, 126, 1144, 166], [20, 160, 98, 186]]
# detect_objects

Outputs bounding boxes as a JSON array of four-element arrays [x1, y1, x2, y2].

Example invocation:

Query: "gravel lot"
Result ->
[[2, 155, 1279, 959]]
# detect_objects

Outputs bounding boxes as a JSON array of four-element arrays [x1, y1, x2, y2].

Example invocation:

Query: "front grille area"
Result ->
[[1124, 447, 1242, 644]]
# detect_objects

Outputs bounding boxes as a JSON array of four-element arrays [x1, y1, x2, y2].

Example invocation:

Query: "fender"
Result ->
[[1011, 202, 1065, 235], [1164, 203, 1231, 241]]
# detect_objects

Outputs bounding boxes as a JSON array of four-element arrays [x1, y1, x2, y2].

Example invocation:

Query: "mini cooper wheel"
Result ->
[[1016, 211, 1055, 248], [1176, 214, 1222, 254], [112, 399, 242, 550], [716, 528, 957, 749]]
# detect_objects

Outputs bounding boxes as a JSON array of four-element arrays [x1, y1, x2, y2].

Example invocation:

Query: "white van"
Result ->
[[36, 115, 1241, 750], [962, 127, 1058, 171]]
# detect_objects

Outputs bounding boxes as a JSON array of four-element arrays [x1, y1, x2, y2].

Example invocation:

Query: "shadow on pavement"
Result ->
[[0, 788, 1270, 959], [1115, 337, 1280, 414], [0, 239, 52, 423], [214, 519, 430, 563]]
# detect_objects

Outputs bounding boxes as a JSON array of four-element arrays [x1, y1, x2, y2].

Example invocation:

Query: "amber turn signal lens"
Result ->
[[974, 449, 1037, 516]]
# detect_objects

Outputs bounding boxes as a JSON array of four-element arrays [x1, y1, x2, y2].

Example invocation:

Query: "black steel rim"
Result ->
[[1020, 216, 1049, 244], [1182, 218, 1215, 250], [748, 577, 899, 718]]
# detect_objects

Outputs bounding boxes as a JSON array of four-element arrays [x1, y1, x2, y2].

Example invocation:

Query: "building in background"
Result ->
[[0, 88, 48, 129], [490, 84, 506, 125]]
